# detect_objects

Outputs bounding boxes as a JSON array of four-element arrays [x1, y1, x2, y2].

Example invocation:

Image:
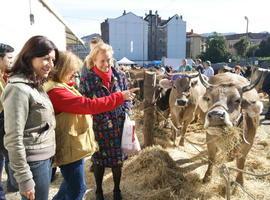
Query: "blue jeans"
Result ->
[[21, 159, 51, 200], [0, 151, 5, 200], [53, 159, 86, 200]]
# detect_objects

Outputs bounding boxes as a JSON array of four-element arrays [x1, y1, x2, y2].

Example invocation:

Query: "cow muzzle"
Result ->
[[175, 99, 188, 106], [205, 108, 233, 128]]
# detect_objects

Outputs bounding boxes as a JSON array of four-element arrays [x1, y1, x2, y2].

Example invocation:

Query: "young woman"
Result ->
[[80, 43, 132, 200], [1, 35, 58, 200], [44, 51, 137, 200]]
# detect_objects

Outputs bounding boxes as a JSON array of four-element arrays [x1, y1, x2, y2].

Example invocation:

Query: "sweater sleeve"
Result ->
[[47, 88, 124, 115], [2, 84, 35, 193]]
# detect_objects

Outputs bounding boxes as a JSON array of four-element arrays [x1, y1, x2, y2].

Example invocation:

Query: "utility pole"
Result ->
[[244, 16, 249, 65]]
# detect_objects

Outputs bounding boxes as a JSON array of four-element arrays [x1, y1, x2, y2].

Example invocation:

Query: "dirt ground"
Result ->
[[4, 97, 270, 200]]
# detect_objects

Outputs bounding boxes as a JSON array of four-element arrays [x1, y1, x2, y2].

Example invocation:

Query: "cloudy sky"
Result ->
[[47, 0, 269, 37]]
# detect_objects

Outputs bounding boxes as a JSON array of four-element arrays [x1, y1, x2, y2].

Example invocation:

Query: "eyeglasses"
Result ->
[[71, 72, 80, 79]]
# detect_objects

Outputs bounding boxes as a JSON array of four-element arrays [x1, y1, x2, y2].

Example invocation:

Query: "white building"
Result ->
[[166, 15, 186, 59], [0, 0, 83, 53], [101, 12, 148, 62]]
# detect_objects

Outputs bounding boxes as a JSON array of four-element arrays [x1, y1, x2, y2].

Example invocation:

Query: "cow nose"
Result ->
[[176, 99, 187, 106], [208, 110, 225, 119]]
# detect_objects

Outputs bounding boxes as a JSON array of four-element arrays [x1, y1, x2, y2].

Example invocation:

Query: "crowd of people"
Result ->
[[0, 36, 138, 200], [0, 35, 269, 200], [173, 58, 248, 78]]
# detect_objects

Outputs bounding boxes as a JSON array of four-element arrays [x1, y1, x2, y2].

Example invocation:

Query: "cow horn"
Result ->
[[187, 72, 199, 79], [198, 72, 212, 88], [242, 71, 263, 93]]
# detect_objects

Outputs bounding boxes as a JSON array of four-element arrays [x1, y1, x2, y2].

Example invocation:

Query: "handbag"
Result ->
[[121, 113, 141, 155]]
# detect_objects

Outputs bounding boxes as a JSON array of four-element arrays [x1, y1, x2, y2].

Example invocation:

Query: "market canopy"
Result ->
[[117, 57, 135, 65]]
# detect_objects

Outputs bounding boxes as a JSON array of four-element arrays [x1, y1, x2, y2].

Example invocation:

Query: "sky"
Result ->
[[47, 0, 269, 38]]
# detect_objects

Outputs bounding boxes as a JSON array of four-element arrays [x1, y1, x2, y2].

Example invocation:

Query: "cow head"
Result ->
[[159, 73, 200, 107], [198, 72, 263, 132]]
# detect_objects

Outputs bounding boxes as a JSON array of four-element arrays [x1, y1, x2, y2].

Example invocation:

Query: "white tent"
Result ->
[[117, 57, 135, 65]]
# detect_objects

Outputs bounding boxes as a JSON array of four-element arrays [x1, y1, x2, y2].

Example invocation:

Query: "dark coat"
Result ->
[[79, 66, 130, 167]]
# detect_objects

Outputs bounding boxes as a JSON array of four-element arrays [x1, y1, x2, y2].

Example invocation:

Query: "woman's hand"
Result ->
[[122, 88, 140, 101], [21, 188, 35, 200]]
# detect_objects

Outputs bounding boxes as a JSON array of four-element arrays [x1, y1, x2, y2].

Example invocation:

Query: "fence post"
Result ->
[[143, 71, 156, 146]]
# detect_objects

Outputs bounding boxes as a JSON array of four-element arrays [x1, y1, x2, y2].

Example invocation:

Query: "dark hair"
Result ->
[[9, 35, 59, 86], [0, 43, 14, 57]]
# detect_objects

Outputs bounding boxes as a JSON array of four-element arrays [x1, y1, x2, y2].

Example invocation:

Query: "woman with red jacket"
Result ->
[[44, 51, 137, 200]]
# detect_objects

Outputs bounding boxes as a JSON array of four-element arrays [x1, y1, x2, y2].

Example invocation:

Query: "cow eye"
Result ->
[[235, 99, 241, 104], [184, 87, 190, 92], [203, 96, 210, 102]]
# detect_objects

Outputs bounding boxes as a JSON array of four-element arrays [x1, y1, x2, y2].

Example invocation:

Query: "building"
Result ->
[[225, 32, 270, 55], [101, 11, 148, 61], [144, 10, 186, 60], [68, 33, 101, 60], [186, 29, 205, 58], [0, 0, 84, 53], [144, 10, 165, 60], [101, 10, 186, 63], [166, 14, 186, 59]]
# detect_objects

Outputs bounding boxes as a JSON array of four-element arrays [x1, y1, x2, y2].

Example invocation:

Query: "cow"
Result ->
[[159, 72, 206, 146], [198, 72, 263, 185], [250, 66, 270, 119], [123, 67, 167, 101]]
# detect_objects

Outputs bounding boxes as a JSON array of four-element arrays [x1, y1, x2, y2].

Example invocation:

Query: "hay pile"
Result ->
[[207, 126, 243, 162], [121, 146, 185, 200]]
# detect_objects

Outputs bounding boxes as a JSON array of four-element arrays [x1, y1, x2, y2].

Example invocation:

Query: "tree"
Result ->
[[246, 44, 259, 57], [255, 37, 270, 57], [233, 37, 249, 57], [199, 32, 231, 63]]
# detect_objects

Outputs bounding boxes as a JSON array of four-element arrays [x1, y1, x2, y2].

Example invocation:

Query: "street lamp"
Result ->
[[244, 16, 249, 41], [244, 16, 249, 64]]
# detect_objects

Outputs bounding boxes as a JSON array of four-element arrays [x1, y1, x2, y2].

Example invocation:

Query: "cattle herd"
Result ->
[[121, 65, 269, 188]]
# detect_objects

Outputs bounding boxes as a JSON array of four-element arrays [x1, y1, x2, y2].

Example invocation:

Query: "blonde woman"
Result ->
[[80, 43, 131, 200], [44, 51, 137, 200]]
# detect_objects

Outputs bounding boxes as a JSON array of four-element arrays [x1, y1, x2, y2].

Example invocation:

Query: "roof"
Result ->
[[144, 13, 185, 27], [187, 32, 202, 38], [225, 32, 270, 40], [109, 12, 147, 23], [39, 0, 85, 46], [117, 57, 135, 65]]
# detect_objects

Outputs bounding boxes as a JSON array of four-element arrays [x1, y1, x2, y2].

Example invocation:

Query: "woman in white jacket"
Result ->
[[2, 35, 58, 200]]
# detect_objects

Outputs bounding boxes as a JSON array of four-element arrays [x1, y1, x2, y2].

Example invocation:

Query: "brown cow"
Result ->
[[198, 72, 263, 185], [159, 73, 206, 146], [250, 66, 270, 119]]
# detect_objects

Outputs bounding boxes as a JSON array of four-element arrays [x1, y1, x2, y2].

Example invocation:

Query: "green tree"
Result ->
[[199, 32, 231, 63], [233, 37, 249, 57], [246, 44, 259, 57], [255, 37, 270, 57]]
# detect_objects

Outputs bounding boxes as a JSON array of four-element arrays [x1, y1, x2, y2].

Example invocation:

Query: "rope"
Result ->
[[228, 166, 270, 178], [154, 107, 217, 146], [232, 181, 256, 200]]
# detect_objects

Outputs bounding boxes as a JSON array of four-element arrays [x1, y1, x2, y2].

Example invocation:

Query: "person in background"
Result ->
[[203, 60, 214, 77], [234, 65, 243, 76], [44, 51, 137, 200], [84, 37, 104, 68], [195, 58, 204, 74], [0, 43, 18, 199], [1, 35, 58, 200], [178, 59, 193, 72], [0, 43, 13, 199], [80, 43, 132, 200]]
